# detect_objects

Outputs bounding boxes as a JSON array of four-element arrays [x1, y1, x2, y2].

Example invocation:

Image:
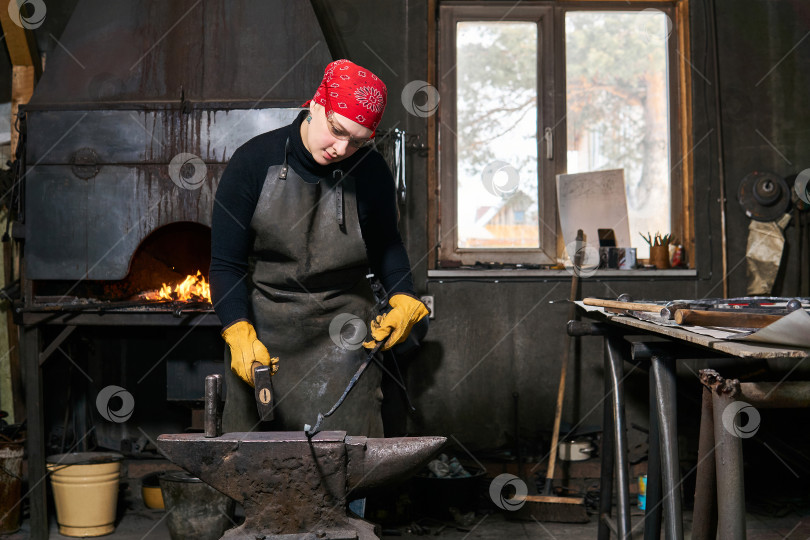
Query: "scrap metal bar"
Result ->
[[739, 382, 810, 408], [605, 335, 632, 539], [598, 345, 616, 540], [644, 365, 663, 540], [706, 374, 747, 539], [650, 355, 684, 540], [691, 387, 718, 540]]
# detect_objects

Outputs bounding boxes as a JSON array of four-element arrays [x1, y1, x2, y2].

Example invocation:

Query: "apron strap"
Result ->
[[278, 137, 290, 181], [334, 169, 345, 231]]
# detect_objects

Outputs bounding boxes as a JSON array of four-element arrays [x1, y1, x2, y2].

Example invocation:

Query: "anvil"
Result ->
[[157, 431, 446, 540]]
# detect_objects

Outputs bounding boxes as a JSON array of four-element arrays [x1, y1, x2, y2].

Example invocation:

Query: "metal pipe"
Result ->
[[651, 355, 684, 540], [710, 384, 747, 539], [739, 381, 810, 408], [644, 366, 663, 540], [605, 335, 632, 539], [632, 341, 724, 362], [691, 387, 718, 540], [204, 374, 222, 438], [567, 320, 612, 337], [598, 343, 616, 540]]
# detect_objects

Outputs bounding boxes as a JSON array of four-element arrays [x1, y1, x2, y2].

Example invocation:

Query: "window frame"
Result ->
[[434, 0, 691, 268]]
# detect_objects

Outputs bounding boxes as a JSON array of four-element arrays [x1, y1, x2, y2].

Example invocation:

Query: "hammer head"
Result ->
[[253, 364, 275, 421]]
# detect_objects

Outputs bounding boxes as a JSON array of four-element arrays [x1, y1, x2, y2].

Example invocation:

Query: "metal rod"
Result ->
[[651, 355, 684, 540], [205, 374, 222, 438], [739, 381, 810, 408], [711, 386, 747, 539], [691, 387, 718, 540], [644, 365, 663, 540], [605, 335, 632, 539], [598, 342, 616, 540]]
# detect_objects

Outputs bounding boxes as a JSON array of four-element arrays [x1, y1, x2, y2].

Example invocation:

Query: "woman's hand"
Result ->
[[363, 294, 429, 351], [222, 320, 279, 386]]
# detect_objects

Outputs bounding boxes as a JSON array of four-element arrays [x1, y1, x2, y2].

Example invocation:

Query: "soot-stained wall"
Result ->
[[322, 0, 810, 452]]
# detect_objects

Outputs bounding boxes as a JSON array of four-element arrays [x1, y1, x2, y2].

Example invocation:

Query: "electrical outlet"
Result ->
[[420, 295, 435, 319]]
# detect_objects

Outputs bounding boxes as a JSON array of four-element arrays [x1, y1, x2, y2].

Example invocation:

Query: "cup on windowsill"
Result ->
[[649, 245, 671, 269]]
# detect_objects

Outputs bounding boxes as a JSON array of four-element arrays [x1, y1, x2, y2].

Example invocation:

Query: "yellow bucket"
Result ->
[[47, 452, 123, 537]]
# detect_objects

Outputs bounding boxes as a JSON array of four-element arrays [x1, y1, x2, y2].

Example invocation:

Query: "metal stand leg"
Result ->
[[605, 335, 632, 539], [711, 385, 746, 539], [599, 350, 616, 540], [650, 355, 684, 540], [644, 365, 662, 540], [22, 325, 48, 540], [692, 387, 718, 540]]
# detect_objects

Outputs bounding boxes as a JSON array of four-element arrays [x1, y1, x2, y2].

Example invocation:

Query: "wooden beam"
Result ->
[[677, 0, 695, 269], [0, 1, 42, 425], [10, 65, 34, 155], [0, 2, 40, 69], [427, 0, 438, 269]]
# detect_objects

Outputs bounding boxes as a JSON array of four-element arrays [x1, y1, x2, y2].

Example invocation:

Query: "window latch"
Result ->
[[544, 127, 553, 160]]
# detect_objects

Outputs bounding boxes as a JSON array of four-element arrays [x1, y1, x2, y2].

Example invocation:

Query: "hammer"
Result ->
[[203, 365, 275, 438], [253, 363, 275, 422]]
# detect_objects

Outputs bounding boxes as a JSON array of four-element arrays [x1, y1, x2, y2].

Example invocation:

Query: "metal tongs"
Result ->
[[304, 341, 384, 437]]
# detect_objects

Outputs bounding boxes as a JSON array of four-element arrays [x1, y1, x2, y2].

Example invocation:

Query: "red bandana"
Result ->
[[303, 59, 387, 136]]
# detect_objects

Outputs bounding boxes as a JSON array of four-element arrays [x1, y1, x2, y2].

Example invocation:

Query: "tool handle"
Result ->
[[253, 363, 275, 421], [674, 309, 782, 328], [545, 230, 583, 495], [583, 297, 665, 313]]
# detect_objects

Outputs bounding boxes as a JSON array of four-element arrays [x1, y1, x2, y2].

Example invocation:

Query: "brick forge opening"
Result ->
[[33, 222, 212, 303]]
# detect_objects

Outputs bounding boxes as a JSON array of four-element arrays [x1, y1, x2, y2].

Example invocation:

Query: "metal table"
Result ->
[[20, 307, 221, 540], [575, 312, 809, 540]]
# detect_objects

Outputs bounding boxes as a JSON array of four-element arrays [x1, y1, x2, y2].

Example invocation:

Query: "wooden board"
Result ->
[[601, 314, 809, 359], [556, 169, 631, 252]]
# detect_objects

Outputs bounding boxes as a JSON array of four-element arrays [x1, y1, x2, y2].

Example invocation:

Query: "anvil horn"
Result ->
[[345, 435, 447, 496]]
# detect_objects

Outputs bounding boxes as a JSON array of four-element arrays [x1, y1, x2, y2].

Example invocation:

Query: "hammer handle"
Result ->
[[583, 298, 665, 313], [674, 309, 782, 328]]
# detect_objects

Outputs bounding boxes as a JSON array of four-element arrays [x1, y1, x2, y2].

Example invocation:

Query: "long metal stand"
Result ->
[[602, 335, 632, 539], [643, 366, 663, 540], [650, 356, 683, 540], [691, 387, 718, 540]]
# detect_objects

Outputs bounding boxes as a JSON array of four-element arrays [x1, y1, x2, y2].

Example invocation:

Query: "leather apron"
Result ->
[[222, 153, 383, 437]]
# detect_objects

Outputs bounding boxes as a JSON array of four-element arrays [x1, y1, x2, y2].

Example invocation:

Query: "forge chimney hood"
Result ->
[[27, 0, 332, 110], [22, 0, 332, 282]]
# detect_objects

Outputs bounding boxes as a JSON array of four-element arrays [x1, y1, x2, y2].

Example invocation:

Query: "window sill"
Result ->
[[427, 268, 697, 279]]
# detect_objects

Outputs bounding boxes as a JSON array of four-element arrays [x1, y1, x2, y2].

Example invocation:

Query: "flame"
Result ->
[[151, 270, 211, 302]]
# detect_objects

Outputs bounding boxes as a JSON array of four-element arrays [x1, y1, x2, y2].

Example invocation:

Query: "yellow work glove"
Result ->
[[363, 293, 429, 351], [221, 320, 279, 386]]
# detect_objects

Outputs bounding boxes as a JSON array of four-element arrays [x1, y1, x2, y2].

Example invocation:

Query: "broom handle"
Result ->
[[544, 231, 582, 495]]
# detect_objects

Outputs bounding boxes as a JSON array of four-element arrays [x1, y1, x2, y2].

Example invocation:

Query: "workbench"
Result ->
[[572, 310, 810, 540]]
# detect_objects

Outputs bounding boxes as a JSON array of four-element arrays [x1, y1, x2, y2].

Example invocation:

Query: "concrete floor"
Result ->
[[5, 458, 810, 540], [7, 504, 810, 539]]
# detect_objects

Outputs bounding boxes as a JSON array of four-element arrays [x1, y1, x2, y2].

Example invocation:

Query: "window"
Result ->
[[437, 2, 689, 266]]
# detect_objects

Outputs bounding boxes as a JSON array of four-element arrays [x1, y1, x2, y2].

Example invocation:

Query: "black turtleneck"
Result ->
[[210, 110, 414, 328]]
